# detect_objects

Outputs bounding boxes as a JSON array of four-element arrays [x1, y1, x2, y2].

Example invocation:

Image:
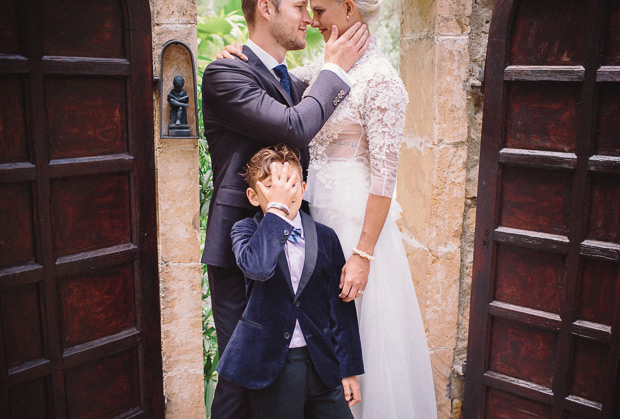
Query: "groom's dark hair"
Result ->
[[243, 0, 282, 28]]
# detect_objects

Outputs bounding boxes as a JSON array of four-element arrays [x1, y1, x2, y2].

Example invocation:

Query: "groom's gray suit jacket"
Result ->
[[201, 46, 350, 267]]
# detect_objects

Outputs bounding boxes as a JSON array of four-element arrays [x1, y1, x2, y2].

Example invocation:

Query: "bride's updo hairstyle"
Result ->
[[345, 0, 381, 24]]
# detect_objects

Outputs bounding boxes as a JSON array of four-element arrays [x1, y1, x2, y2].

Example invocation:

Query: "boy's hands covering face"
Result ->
[[257, 162, 302, 217]]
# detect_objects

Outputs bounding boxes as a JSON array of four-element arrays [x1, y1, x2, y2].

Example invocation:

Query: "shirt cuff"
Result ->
[[321, 63, 354, 88]]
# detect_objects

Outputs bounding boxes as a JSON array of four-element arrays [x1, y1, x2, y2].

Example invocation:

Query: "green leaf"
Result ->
[[198, 16, 233, 36]]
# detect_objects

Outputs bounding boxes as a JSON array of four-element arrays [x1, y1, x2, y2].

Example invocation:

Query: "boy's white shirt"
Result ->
[[269, 211, 307, 348]]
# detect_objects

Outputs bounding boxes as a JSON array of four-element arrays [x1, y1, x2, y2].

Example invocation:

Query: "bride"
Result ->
[[291, 1, 437, 417], [220, 0, 437, 416]]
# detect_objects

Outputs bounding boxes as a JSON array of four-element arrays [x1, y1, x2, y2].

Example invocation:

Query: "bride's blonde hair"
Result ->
[[343, 0, 381, 24]]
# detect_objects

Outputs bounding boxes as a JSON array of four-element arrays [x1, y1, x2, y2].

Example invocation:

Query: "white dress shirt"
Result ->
[[246, 39, 353, 87], [273, 211, 307, 348]]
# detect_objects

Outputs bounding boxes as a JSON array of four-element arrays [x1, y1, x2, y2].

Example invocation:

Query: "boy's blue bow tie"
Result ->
[[287, 227, 303, 244]]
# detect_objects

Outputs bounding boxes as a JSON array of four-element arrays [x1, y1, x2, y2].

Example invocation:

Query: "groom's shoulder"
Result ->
[[205, 54, 252, 74]]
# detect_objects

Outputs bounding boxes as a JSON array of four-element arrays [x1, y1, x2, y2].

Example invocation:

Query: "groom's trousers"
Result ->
[[207, 264, 252, 419]]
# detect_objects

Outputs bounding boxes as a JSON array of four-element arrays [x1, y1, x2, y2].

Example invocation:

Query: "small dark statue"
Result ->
[[167, 75, 190, 136]]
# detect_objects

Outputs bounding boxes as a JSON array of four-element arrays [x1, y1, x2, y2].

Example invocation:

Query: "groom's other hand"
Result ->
[[324, 22, 369, 72], [216, 43, 247, 61]]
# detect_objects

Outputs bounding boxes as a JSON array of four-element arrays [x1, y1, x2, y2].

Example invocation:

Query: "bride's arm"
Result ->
[[339, 194, 390, 302], [339, 69, 409, 302]]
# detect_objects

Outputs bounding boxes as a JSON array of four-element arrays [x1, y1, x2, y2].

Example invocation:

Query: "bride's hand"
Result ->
[[339, 254, 369, 302], [215, 43, 247, 61]]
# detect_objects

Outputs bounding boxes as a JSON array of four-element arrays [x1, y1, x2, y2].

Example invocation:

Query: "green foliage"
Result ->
[[202, 262, 218, 418], [197, 0, 325, 73]]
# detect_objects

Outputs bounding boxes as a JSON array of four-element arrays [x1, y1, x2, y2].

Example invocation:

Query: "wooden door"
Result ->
[[465, 0, 620, 418], [0, 1, 164, 417]]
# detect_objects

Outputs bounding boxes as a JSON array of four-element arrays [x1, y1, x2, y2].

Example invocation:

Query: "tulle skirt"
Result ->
[[306, 161, 437, 419]]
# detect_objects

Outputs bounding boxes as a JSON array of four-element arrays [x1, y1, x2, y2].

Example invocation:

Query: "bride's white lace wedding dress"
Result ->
[[291, 40, 437, 419]]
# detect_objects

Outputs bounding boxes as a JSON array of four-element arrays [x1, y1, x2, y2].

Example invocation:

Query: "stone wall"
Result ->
[[398, 0, 493, 417], [151, 0, 206, 417]]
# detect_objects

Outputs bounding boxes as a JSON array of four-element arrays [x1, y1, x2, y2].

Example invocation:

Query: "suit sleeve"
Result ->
[[203, 60, 349, 148], [231, 214, 294, 281], [328, 231, 365, 378]]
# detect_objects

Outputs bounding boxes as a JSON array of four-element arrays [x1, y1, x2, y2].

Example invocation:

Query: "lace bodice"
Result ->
[[291, 38, 409, 197]]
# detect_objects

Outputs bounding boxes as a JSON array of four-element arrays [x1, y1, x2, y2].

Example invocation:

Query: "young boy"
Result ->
[[216, 145, 364, 419]]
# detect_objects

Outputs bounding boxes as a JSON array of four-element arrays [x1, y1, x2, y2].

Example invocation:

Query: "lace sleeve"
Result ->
[[364, 70, 409, 198], [289, 61, 321, 84]]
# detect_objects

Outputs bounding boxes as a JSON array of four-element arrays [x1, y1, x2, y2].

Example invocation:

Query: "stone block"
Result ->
[[152, 0, 197, 25], [430, 347, 454, 419], [156, 138, 201, 263], [164, 370, 206, 418], [159, 262, 202, 323], [433, 36, 469, 145], [159, 263, 203, 372], [421, 248, 461, 350], [401, 0, 436, 37], [426, 145, 468, 250], [397, 143, 433, 244], [402, 243, 431, 319], [401, 38, 435, 139], [436, 0, 472, 35], [152, 24, 198, 76]]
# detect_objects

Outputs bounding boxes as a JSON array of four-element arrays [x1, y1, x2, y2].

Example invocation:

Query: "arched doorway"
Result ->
[[0, 1, 164, 417], [465, 0, 620, 417]]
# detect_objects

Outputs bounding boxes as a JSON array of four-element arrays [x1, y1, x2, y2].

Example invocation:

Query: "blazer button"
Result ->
[[294, 301, 300, 307], [283, 332, 291, 340], [280, 236, 287, 244], [323, 328, 330, 333], [283, 229, 289, 235], [333, 99, 338, 106], [339, 89, 345, 96]]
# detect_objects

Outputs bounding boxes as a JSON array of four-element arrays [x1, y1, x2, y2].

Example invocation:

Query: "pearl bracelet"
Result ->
[[352, 247, 374, 261], [266, 202, 290, 216]]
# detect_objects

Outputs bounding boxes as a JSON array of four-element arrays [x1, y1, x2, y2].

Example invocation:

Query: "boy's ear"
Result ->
[[246, 187, 261, 207]]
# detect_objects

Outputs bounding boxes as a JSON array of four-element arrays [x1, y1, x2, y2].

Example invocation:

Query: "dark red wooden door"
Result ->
[[465, 0, 620, 418], [0, 1, 164, 417]]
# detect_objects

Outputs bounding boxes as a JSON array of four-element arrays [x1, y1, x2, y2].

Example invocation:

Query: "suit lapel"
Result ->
[[244, 45, 294, 107], [294, 211, 318, 301], [290, 75, 306, 104], [277, 251, 295, 295]]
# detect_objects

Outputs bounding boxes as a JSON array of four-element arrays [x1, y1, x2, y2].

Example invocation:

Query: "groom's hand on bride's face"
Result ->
[[324, 22, 369, 72], [215, 43, 247, 61]]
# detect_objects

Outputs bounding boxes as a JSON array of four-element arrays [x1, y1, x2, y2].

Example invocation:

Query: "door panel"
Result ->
[[465, 0, 620, 417], [0, 0, 164, 417]]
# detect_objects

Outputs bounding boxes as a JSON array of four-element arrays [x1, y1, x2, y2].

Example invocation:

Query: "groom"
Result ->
[[200, 0, 369, 417]]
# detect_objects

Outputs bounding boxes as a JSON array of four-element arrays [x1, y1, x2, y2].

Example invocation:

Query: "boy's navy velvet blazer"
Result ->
[[217, 210, 364, 390]]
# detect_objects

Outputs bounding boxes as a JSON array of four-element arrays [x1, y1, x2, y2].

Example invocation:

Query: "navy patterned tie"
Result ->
[[287, 227, 303, 244], [273, 64, 291, 99]]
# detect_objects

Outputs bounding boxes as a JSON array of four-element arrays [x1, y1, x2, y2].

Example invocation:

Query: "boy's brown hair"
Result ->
[[243, 145, 302, 189]]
